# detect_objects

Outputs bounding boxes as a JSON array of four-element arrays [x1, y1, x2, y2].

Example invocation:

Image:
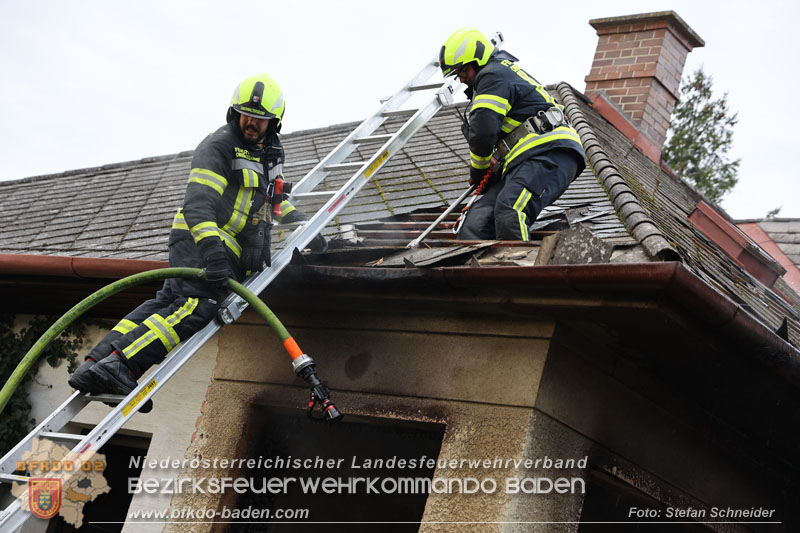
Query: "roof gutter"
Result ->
[[0, 253, 166, 279], [291, 261, 800, 386], [435, 262, 758, 331], [447, 262, 792, 344], [3, 253, 797, 385], [441, 262, 800, 385]]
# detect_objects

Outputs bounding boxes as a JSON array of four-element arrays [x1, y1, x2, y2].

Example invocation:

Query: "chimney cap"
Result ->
[[589, 11, 705, 49]]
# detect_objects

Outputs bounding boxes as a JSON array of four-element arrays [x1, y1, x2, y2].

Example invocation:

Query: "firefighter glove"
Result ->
[[197, 238, 232, 290], [241, 219, 271, 271], [203, 251, 232, 291], [469, 166, 487, 186]]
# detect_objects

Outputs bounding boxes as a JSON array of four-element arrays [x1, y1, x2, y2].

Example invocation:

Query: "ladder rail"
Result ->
[[289, 58, 443, 197], [71, 320, 219, 454], [0, 392, 88, 475]]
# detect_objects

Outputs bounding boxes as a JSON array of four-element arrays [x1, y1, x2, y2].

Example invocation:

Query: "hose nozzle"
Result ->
[[292, 355, 343, 423]]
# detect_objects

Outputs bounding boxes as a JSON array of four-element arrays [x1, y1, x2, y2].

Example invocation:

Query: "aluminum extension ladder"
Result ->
[[0, 33, 504, 531]]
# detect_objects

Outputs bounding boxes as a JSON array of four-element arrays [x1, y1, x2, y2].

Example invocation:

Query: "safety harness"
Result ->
[[494, 106, 569, 159]]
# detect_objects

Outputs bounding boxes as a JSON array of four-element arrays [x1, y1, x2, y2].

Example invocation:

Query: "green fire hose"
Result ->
[[0, 267, 341, 420]]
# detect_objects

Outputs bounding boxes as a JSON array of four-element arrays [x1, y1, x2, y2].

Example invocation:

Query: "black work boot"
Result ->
[[88, 352, 153, 413], [68, 359, 103, 394], [68, 336, 122, 394]]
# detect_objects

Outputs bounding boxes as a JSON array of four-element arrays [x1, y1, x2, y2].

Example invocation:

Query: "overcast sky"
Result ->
[[1, 0, 797, 219]]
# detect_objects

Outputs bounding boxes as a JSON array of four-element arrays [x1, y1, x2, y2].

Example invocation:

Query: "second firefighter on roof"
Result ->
[[440, 28, 586, 241]]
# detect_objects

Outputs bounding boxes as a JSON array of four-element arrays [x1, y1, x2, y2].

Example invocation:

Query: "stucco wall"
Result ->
[[163, 307, 556, 532]]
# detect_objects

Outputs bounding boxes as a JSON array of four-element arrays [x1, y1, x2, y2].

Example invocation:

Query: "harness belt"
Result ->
[[494, 107, 568, 158]]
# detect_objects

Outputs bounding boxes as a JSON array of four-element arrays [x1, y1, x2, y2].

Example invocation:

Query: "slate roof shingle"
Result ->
[[0, 101, 629, 260], [1, 84, 798, 348]]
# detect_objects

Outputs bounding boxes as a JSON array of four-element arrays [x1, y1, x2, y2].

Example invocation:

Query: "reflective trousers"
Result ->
[[85, 280, 220, 379], [457, 149, 580, 241]]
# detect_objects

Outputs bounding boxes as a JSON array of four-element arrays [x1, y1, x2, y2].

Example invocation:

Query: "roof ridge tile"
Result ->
[[556, 82, 678, 261]]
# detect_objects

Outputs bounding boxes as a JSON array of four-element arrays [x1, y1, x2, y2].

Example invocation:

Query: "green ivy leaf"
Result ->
[[0, 314, 87, 456]]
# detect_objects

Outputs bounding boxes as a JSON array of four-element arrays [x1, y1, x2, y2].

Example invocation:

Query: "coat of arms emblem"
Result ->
[[29, 478, 62, 519]]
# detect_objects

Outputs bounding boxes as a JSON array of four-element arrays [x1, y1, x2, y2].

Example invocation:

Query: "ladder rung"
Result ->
[[382, 109, 417, 117], [0, 473, 30, 484], [324, 162, 366, 171], [86, 393, 126, 404], [293, 191, 337, 199], [39, 432, 83, 441], [409, 82, 443, 91], [353, 134, 393, 144]]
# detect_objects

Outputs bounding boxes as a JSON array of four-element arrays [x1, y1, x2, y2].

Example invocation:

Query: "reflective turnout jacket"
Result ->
[[467, 52, 585, 176], [169, 123, 289, 275]]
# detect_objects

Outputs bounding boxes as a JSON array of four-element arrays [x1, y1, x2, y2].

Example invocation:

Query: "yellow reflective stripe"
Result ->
[[190, 221, 221, 242], [189, 221, 242, 258], [146, 315, 179, 350], [474, 94, 510, 108], [503, 126, 583, 172], [166, 298, 198, 327], [274, 200, 296, 223], [172, 210, 189, 231], [518, 71, 539, 87], [280, 200, 295, 215], [502, 116, 522, 133], [512, 189, 533, 241], [122, 331, 157, 359], [124, 299, 198, 358], [535, 85, 556, 105], [177, 210, 241, 257], [281, 200, 297, 218], [470, 151, 492, 170], [112, 319, 138, 335], [188, 169, 228, 195], [222, 187, 254, 237], [122, 314, 177, 359], [241, 168, 259, 188], [219, 231, 242, 257], [472, 101, 509, 115], [472, 94, 510, 116], [154, 314, 180, 346]]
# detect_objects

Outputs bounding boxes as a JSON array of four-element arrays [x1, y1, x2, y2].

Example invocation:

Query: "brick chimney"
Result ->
[[584, 11, 704, 149]]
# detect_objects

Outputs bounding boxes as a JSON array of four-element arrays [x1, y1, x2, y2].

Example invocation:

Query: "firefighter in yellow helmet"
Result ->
[[68, 74, 325, 407], [440, 28, 586, 240]]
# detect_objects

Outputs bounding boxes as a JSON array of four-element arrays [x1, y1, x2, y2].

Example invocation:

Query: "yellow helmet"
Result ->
[[226, 73, 285, 128], [439, 28, 495, 77]]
